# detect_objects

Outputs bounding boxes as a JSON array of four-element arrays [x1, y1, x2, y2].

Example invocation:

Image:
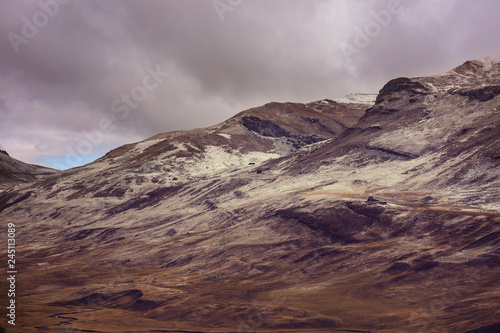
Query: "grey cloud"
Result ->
[[1, 0, 500, 168]]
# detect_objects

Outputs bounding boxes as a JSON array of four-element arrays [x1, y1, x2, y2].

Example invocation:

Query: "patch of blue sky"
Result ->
[[36, 155, 101, 170]]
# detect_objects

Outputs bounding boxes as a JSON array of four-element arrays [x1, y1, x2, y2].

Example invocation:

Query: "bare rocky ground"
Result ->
[[1, 58, 499, 332]]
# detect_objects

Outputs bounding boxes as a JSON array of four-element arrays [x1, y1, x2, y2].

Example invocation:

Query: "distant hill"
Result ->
[[0, 151, 58, 191]]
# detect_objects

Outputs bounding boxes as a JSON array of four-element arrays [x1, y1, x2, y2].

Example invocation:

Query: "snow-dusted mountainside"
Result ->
[[93, 99, 367, 178], [1, 58, 500, 333], [275, 57, 500, 210]]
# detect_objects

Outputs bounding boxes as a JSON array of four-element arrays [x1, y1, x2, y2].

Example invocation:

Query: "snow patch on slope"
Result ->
[[133, 139, 165, 153], [368, 127, 447, 157], [181, 146, 280, 177], [476, 55, 500, 71], [334, 93, 377, 105]]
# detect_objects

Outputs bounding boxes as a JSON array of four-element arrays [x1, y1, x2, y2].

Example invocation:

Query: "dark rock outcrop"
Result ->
[[456, 85, 500, 102], [375, 77, 428, 104], [241, 115, 291, 137]]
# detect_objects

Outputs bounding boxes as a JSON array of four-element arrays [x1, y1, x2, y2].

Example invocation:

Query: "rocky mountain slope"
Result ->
[[0, 58, 499, 333], [276, 57, 500, 210]]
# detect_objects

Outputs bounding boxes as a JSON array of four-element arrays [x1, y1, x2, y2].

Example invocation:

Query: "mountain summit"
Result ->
[[1, 58, 499, 333]]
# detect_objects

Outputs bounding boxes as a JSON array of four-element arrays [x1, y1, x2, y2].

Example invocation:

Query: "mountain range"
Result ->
[[1, 57, 499, 333]]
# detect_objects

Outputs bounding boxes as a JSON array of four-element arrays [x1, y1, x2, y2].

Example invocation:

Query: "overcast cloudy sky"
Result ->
[[1, 0, 500, 169]]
